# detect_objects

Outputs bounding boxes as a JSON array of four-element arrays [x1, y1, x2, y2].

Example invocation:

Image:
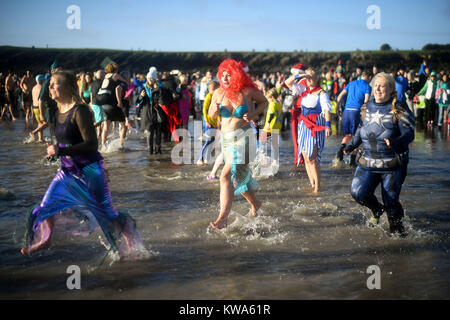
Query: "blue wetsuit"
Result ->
[[345, 99, 415, 232]]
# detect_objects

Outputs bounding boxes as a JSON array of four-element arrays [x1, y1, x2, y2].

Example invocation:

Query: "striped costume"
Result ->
[[292, 83, 332, 165]]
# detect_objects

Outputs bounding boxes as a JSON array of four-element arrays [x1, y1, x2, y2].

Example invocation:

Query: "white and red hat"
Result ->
[[238, 61, 249, 73], [291, 63, 306, 75]]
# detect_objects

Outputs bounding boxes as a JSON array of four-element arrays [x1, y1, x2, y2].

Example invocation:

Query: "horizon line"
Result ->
[[1, 45, 449, 54]]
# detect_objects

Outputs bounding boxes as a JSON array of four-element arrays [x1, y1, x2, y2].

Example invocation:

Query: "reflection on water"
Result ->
[[0, 119, 449, 299]]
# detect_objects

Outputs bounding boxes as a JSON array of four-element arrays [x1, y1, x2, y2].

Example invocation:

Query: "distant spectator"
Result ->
[[436, 74, 449, 127], [395, 67, 409, 106], [418, 71, 438, 127]]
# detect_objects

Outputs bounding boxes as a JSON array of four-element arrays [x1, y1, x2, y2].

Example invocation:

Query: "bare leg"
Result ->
[[308, 147, 320, 193], [112, 220, 134, 251], [30, 121, 47, 142], [102, 120, 111, 149], [241, 190, 261, 217], [210, 163, 233, 229], [25, 105, 30, 125], [11, 103, 17, 121], [37, 130, 43, 142], [210, 152, 224, 178], [119, 122, 127, 148], [21, 216, 55, 255], [9, 104, 17, 121], [302, 151, 315, 188]]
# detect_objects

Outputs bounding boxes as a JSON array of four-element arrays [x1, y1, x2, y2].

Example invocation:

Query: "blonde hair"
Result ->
[[360, 72, 403, 122], [372, 72, 402, 121], [208, 80, 219, 91], [178, 74, 187, 84], [306, 67, 321, 87], [266, 88, 279, 99], [105, 62, 119, 74]]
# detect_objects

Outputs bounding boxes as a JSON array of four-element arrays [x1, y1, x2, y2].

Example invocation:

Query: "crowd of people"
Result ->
[[1, 56, 448, 257]]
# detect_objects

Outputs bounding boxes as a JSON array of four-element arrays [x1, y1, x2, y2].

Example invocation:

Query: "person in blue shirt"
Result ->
[[344, 72, 415, 236], [418, 59, 432, 77], [395, 67, 409, 107], [335, 71, 372, 166]]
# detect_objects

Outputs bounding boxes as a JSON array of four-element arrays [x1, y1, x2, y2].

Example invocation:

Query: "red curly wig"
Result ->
[[217, 59, 257, 104]]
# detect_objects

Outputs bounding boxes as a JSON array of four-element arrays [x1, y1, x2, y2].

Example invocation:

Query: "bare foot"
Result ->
[[210, 220, 227, 230], [29, 132, 35, 142], [20, 239, 51, 256], [249, 200, 262, 218]]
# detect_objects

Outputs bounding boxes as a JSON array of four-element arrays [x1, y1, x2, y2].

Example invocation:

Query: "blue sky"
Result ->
[[0, 0, 449, 52]]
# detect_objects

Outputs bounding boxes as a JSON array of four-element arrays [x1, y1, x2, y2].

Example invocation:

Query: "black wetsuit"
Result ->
[[97, 76, 125, 122]]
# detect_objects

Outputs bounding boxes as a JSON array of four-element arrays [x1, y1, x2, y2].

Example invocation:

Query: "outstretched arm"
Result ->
[[208, 90, 221, 119], [344, 125, 362, 154]]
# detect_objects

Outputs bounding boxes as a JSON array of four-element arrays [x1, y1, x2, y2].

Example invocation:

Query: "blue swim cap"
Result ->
[[50, 60, 60, 70], [36, 74, 45, 83]]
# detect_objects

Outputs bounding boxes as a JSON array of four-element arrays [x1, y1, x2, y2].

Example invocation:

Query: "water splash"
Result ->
[[331, 158, 346, 168], [207, 211, 288, 246], [100, 138, 124, 153], [250, 149, 279, 178], [22, 135, 35, 144]]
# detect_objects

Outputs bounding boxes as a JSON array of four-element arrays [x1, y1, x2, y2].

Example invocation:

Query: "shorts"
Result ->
[[6, 90, 14, 104], [343, 109, 361, 135], [120, 105, 130, 118], [22, 92, 32, 104], [91, 104, 104, 123], [102, 104, 125, 122], [32, 106, 42, 122]]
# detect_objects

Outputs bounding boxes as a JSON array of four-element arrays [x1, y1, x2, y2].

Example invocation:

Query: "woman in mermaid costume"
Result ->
[[208, 59, 268, 229], [21, 71, 142, 256]]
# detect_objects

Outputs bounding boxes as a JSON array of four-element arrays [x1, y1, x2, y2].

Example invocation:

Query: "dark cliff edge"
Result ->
[[1, 46, 449, 75]]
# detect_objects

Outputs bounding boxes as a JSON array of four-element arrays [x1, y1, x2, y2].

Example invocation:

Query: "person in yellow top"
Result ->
[[260, 88, 282, 145], [202, 81, 219, 129], [197, 81, 220, 165]]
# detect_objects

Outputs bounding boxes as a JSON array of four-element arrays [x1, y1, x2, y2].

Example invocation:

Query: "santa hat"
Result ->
[[291, 63, 306, 75], [238, 61, 249, 73]]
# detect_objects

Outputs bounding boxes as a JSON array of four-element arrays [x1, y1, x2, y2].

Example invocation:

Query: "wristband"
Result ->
[[325, 121, 331, 127]]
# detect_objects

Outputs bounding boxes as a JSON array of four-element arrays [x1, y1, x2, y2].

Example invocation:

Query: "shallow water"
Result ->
[[0, 119, 449, 299]]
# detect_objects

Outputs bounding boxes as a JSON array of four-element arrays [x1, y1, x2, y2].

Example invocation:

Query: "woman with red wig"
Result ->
[[208, 59, 268, 229]]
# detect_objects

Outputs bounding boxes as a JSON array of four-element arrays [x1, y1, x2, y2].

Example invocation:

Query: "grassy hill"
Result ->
[[1, 46, 449, 76]]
